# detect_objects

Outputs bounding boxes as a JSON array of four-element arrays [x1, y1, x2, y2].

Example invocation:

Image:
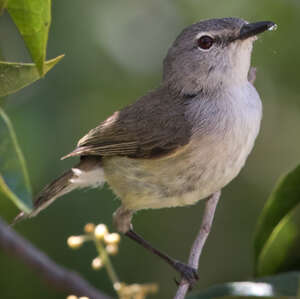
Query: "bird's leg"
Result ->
[[113, 206, 198, 284], [125, 229, 198, 284]]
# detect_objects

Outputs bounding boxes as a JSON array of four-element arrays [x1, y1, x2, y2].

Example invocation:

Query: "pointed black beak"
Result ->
[[237, 21, 276, 40]]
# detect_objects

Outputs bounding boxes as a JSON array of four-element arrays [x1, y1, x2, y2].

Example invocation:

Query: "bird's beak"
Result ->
[[237, 21, 277, 40]]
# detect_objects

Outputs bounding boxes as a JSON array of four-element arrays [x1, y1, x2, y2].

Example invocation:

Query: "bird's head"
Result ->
[[163, 17, 276, 95]]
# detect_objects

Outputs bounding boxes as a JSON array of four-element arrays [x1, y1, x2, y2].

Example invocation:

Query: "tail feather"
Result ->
[[32, 169, 76, 216], [12, 157, 104, 226], [12, 168, 76, 226]]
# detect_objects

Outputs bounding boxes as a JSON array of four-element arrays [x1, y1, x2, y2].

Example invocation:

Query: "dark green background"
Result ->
[[1, 1, 300, 298]]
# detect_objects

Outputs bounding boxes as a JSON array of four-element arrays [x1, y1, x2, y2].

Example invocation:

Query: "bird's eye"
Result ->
[[197, 35, 214, 50]]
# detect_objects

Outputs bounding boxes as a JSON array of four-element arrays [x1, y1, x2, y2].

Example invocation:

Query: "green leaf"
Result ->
[[254, 165, 300, 276], [187, 272, 300, 299], [256, 215, 298, 276], [0, 107, 32, 213], [7, 0, 51, 75], [0, 55, 64, 97]]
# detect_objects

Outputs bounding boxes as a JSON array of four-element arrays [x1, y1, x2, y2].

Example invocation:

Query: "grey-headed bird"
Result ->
[[14, 17, 276, 283]]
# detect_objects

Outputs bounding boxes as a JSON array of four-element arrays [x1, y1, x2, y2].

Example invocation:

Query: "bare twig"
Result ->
[[174, 191, 221, 299], [0, 217, 111, 299]]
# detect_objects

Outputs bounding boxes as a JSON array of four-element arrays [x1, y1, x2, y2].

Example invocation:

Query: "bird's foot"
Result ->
[[173, 261, 198, 286]]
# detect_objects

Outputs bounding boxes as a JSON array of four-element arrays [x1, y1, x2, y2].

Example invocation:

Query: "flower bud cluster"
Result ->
[[91, 224, 121, 270], [114, 282, 158, 299], [67, 223, 121, 271], [66, 223, 158, 299]]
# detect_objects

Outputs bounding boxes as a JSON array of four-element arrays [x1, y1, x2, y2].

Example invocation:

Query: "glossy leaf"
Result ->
[[254, 165, 300, 276], [187, 272, 300, 299], [0, 107, 32, 212], [7, 0, 51, 75], [256, 215, 297, 276], [0, 55, 64, 97]]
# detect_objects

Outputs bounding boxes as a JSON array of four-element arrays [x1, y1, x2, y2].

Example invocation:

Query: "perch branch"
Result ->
[[0, 217, 111, 299], [174, 191, 221, 299]]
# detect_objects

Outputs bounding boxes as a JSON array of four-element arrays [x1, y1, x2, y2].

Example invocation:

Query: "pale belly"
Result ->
[[103, 83, 262, 211], [102, 129, 259, 211]]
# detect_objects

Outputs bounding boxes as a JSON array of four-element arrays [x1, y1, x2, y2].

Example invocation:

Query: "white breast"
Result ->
[[184, 82, 262, 202]]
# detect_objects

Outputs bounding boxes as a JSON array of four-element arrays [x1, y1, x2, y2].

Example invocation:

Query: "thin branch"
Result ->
[[0, 217, 111, 299], [174, 191, 221, 299]]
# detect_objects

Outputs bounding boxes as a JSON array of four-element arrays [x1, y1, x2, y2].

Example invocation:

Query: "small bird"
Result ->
[[14, 17, 276, 283]]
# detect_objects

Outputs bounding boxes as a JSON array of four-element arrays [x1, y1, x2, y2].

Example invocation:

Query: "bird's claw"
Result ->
[[173, 261, 198, 287]]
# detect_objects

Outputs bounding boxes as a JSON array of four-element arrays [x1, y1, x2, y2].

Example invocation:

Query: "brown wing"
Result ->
[[62, 88, 192, 160]]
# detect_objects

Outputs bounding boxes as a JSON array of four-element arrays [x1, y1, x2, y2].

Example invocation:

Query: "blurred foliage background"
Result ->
[[1, 0, 300, 298]]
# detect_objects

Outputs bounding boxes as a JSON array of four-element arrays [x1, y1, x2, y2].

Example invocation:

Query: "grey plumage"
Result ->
[[13, 17, 275, 233]]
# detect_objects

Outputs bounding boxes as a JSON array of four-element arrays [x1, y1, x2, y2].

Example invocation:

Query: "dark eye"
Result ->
[[197, 35, 214, 50]]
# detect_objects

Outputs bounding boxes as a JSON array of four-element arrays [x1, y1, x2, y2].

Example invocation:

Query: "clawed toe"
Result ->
[[173, 261, 198, 286]]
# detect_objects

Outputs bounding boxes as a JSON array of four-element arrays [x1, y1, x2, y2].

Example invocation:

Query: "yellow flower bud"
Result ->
[[66, 295, 78, 299], [94, 224, 108, 240], [113, 282, 124, 291], [106, 244, 118, 255], [104, 233, 121, 245], [67, 236, 84, 249], [84, 223, 95, 234], [91, 257, 103, 270]]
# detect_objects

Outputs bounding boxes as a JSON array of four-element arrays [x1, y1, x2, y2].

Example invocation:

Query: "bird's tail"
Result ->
[[12, 157, 104, 226]]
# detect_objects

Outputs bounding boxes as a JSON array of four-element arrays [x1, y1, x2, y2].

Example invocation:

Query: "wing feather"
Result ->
[[62, 88, 192, 160]]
